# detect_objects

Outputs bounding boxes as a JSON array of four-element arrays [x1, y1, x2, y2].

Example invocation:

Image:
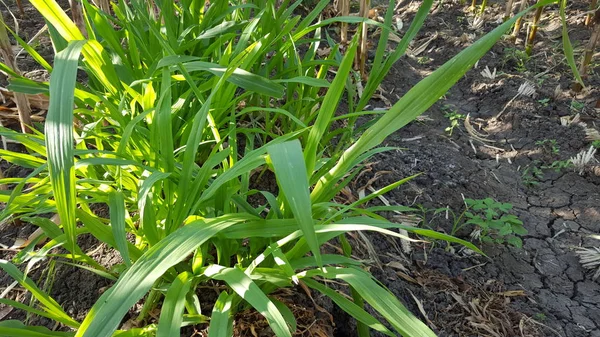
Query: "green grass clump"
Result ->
[[0, 0, 556, 336]]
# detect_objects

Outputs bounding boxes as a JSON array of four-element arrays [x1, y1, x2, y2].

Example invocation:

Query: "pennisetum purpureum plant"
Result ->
[[0, 0, 558, 336]]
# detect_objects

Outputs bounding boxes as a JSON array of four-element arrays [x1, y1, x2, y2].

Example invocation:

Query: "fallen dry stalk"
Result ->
[[0, 11, 31, 133]]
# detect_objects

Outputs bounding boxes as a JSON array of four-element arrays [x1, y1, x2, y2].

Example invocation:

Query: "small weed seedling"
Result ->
[[431, 198, 527, 248], [417, 56, 432, 64], [570, 100, 585, 113], [522, 161, 544, 186], [442, 105, 465, 136], [503, 47, 530, 72], [536, 139, 560, 155], [592, 140, 600, 149], [542, 159, 572, 172], [522, 158, 572, 186], [462, 198, 527, 248], [537, 97, 550, 107]]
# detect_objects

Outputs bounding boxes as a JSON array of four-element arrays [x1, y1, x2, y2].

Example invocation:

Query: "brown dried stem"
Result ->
[[15, 0, 25, 17], [356, 0, 370, 80], [70, 0, 87, 37], [586, 0, 598, 26], [95, 0, 111, 14], [0, 12, 31, 133], [579, 8, 600, 82]]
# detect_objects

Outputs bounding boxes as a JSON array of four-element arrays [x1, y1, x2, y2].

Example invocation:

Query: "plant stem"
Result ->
[[15, 0, 25, 17], [356, 0, 370, 80], [70, 0, 87, 36], [525, 3, 544, 55], [338, 0, 350, 44], [586, 0, 598, 26], [504, 0, 515, 21], [579, 8, 600, 83], [471, 0, 477, 12], [0, 11, 31, 134], [511, 0, 529, 40], [480, 0, 488, 15]]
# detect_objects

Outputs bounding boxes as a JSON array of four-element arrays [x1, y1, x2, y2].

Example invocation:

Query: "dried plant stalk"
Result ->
[[95, 0, 111, 13], [70, 0, 87, 36], [15, 0, 25, 17], [357, 0, 370, 79], [337, 0, 350, 44], [0, 12, 31, 133]]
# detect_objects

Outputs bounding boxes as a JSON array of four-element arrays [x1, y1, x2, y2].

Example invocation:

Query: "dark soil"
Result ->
[[1, 0, 600, 337]]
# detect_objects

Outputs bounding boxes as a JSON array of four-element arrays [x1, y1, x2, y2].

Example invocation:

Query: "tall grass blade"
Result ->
[[204, 265, 292, 337], [357, 0, 434, 111], [268, 140, 321, 267], [76, 216, 243, 337], [45, 40, 85, 255], [0, 260, 79, 327], [560, 0, 584, 87], [157, 272, 193, 337], [109, 191, 131, 267], [303, 279, 395, 337], [0, 321, 75, 337], [303, 267, 436, 337], [208, 292, 235, 337], [304, 36, 358, 176]]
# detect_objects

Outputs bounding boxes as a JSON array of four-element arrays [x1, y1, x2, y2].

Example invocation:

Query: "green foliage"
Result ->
[[522, 161, 544, 186], [521, 140, 572, 186], [537, 97, 550, 107], [463, 198, 527, 248], [442, 105, 465, 136], [431, 198, 526, 249], [536, 139, 560, 155], [542, 159, 572, 172], [570, 100, 585, 112], [416, 56, 432, 64], [503, 47, 530, 72], [0, 0, 556, 335], [592, 140, 600, 149]]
